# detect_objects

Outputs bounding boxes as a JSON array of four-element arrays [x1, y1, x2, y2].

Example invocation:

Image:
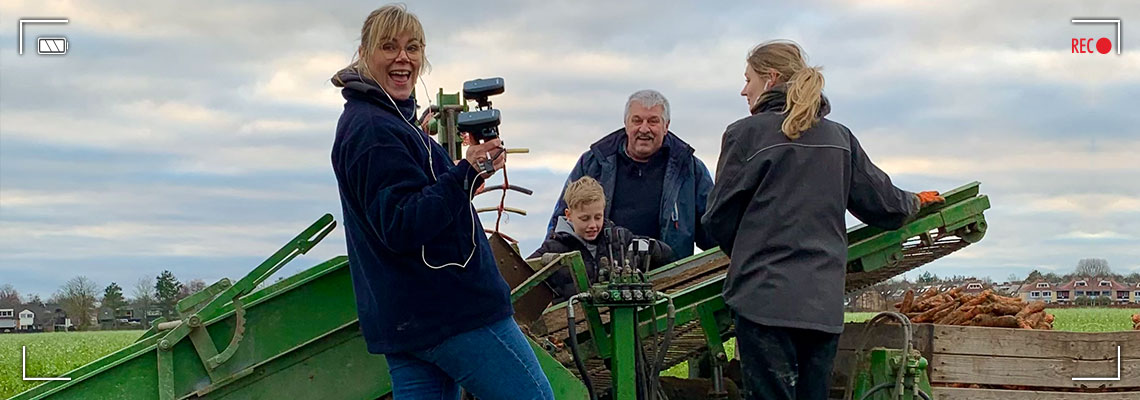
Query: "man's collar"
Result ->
[[621, 143, 669, 164]]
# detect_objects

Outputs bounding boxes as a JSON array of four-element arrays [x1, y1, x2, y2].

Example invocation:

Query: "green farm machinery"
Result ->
[[11, 82, 992, 400], [10, 181, 989, 400]]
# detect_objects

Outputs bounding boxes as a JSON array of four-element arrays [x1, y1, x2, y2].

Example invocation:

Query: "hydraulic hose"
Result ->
[[647, 301, 663, 399], [636, 331, 649, 400], [846, 312, 913, 400], [567, 294, 598, 400], [652, 294, 676, 392]]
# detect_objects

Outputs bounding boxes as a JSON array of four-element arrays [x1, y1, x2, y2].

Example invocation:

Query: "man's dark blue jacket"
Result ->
[[330, 70, 512, 354], [547, 130, 717, 259]]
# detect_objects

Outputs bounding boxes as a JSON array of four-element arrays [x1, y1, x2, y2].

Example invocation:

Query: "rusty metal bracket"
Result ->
[[490, 233, 556, 326]]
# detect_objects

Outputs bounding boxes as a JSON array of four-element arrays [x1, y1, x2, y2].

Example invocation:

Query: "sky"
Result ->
[[1, 0, 1139, 298]]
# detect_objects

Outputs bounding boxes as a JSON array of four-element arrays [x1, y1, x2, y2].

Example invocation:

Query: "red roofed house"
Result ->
[[1054, 277, 1133, 304], [1017, 280, 1056, 303]]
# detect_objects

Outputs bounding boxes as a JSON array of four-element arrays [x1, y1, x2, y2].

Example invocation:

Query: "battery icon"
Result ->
[[37, 37, 68, 55]]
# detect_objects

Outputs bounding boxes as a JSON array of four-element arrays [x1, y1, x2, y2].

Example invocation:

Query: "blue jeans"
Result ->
[[386, 316, 555, 400], [734, 315, 839, 400]]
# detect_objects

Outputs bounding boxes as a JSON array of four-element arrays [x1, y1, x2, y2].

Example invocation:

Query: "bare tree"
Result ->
[[0, 284, 20, 309], [132, 277, 156, 329], [1127, 272, 1140, 283], [178, 279, 208, 300], [1074, 258, 1112, 278], [25, 293, 43, 306], [56, 276, 99, 330]]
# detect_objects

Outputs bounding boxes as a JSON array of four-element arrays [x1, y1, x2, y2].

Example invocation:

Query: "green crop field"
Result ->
[[1, 308, 1135, 397], [1049, 308, 1136, 332], [1, 330, 142, 398], [844, 308, 1135, 332]]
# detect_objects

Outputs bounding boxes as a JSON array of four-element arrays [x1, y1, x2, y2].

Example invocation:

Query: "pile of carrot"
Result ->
[[894, 287, 1053, 329]]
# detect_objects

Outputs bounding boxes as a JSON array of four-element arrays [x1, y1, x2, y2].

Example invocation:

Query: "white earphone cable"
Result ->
[[377, 81, 479, 270]]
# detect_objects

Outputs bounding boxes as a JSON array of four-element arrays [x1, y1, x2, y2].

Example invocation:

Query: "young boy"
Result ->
[[530, 176, 674, 303]]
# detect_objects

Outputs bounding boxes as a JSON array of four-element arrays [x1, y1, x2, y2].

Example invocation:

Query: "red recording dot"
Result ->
[[1097, 38, 1112, 54]]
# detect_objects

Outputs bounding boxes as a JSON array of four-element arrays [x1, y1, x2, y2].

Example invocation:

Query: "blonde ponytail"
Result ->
[[782, 66, 824, 139], [746, 40, 825, 140]]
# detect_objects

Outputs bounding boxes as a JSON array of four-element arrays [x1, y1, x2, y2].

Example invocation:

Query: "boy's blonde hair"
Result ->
[[563, 176, 605, 210]]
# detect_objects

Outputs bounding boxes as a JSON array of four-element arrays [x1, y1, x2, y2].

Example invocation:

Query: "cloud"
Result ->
[[250, 52, 350, 108], [237, 119, 327, 135], [3, 0, 1140, 297], [117, 100, 235, 126], [1053, 231, 1136, 242]]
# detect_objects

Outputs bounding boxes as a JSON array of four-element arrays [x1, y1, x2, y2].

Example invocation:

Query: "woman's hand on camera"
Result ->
[[419, 110, 434, 134], [464, 134, 506, 178]]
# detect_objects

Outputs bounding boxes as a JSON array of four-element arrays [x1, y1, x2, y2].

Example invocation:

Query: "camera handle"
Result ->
[[479, 146, 506, 175]]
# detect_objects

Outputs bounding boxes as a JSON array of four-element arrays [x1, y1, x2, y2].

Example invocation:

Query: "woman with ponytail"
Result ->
[[702, 40, 944, 399]]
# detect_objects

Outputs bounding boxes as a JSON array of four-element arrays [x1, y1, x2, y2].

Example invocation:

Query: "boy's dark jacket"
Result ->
[[530, 216, 675, 303], [330, 69, 512, 354], [547, 129, 716, 259]]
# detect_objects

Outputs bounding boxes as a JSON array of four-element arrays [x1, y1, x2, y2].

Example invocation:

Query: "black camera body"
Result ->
[[458, 77, 504, 143], [463, 78, 504, 106], [457, 109, 501, 142]]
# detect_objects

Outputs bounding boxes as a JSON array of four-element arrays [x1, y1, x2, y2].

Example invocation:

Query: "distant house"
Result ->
[[849, 290, 888, 312], [993, 281, 1021, 296], [100, 304, 162, 329], [1100, 279, 1133, 304], [1055, 279, 1088, 304], [0, 309, 15, 332], [0, 308, 40, 332], [19, 309, 35, 330], [1017, 280, 1055, 303], [961, 280, 990, 294], [35, 304, 74, 332], [1052, 277, 1133, 304], [887, 289, 908, 303]]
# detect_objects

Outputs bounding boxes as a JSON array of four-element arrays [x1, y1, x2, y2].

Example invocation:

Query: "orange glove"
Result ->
[[917, 191, 945, 208]]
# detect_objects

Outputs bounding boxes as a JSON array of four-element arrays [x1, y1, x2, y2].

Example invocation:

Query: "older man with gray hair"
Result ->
[[546, 89, 716, 260]]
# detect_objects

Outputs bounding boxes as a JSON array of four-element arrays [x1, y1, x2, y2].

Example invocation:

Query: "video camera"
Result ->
[[457, 77, 504, 143]]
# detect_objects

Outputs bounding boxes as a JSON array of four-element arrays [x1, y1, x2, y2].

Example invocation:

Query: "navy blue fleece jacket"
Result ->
[[330, 70, 512, 354]]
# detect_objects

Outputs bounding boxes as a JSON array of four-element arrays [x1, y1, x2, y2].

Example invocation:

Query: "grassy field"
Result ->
[[1049, 307, 1136, 332], [0, 330, 141, 398], [0, 309, 1134, 397], [844, 308, 1136, 332]]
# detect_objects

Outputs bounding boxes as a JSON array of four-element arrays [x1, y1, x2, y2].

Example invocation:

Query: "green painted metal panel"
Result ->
[[649, 182, 989, 281], [528, 340, 590, 400], [696, 303, 727, 360], [203, 324, 390, 400], [567, 253, 612, 359], [845, 182, 981, 244], [610, 308, 637, 400], [11, 180, 990, 400], [11, 254, 366, 400]]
